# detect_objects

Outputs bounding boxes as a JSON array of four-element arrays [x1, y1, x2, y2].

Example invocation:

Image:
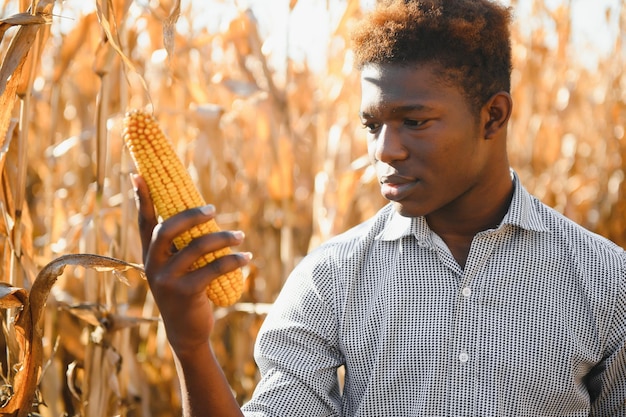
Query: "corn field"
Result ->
[[0, 0, 624, 415]]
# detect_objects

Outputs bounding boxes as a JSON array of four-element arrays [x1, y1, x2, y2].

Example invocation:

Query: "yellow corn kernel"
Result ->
[[123, 109, 244, 306]]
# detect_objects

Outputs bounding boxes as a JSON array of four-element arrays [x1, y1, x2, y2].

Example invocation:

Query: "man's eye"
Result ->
[[404, 119, 426, 128], [362, 122, 380, 132]]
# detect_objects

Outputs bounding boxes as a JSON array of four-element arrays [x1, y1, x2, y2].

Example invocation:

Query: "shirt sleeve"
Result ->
[[588, 253, 626, 416], [241, 249, 344, 417]]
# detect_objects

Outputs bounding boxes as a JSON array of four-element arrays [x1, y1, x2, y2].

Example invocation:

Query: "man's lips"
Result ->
[[379, 174, 418, 201]]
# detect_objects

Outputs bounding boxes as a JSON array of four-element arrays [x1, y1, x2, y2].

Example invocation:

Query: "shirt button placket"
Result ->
[[459, 287, 471, 365], [448, 280, 474, 414]]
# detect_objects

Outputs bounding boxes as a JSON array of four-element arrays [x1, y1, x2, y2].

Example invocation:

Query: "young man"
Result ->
[[133, 0, 626, 415]]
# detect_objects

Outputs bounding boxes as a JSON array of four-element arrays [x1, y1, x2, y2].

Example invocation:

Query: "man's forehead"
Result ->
[[360, 62, 446, 93]]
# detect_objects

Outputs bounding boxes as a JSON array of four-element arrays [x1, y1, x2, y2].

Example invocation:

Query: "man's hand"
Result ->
[[132, 173, 251, 354]]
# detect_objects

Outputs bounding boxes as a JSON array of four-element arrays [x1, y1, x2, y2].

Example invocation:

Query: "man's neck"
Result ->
[[426, 172, 515, 268]]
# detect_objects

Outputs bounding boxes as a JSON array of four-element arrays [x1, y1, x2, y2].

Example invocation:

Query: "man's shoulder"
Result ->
[[321, 203, 395, 246], [282, 204, 397, 294], [530, 195, 625, 262], [302, 203, 396, 264]]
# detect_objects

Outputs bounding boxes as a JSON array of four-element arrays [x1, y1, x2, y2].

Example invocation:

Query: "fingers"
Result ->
[[173, 242, 251, 295], [147, 229, 249, 296], [180, 230, 246, 264], [151, 224, 244, 272], [148, 204, 218, 257], [143, 203, 250, 294]]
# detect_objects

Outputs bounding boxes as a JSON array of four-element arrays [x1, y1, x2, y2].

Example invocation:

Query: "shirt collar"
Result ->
[[376, 169, 549, 243], [500, 170, 550, 232]]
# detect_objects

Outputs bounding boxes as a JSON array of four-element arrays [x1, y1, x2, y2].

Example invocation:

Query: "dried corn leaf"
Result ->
[[0, 282, 27, 309], [163, 0, 181, 59], [60, 302, 158, 332], [94, 0, 150, 97], [3, 254, 142, 416], [0, 12, 49, 43], [0, 44, 27, 150]]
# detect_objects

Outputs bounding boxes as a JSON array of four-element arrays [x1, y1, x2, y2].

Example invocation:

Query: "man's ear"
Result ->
[[483, 91, 513, 139]]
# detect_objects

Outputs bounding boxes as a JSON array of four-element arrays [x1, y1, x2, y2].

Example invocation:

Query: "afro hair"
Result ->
[[351, 0, 513, 114]]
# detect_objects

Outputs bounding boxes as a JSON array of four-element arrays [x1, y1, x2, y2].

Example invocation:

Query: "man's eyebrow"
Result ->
[[359, 104, 434, 118], [391, 104, 434, 113]]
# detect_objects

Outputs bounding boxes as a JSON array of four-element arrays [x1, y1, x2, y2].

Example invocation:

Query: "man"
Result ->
[[133, 0, 626, 415]]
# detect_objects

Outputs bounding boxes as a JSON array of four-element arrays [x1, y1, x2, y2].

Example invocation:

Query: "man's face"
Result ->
[[360, 62, 494, 219]]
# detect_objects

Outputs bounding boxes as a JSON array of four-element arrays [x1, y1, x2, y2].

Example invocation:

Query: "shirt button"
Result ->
[[462, 287, 471, 297], [459, 352, 469, 363]]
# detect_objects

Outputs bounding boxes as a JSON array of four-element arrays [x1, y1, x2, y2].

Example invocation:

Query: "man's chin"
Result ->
[[392, 201, 427, 218]]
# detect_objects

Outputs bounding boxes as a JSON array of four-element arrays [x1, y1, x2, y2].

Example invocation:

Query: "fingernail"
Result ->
[[232, 231, 245, 240], [199, 204, 215, 215], [241, 252, 253, 261]]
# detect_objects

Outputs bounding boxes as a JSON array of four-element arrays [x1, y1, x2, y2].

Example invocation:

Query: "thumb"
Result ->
[[131, 173, 158, 263]]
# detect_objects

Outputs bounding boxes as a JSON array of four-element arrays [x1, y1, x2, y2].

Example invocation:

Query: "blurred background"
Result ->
[[0, 0, 624, 415]]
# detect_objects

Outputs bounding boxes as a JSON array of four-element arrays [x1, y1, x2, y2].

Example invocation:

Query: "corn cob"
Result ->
[[123, 108, 244, 306]]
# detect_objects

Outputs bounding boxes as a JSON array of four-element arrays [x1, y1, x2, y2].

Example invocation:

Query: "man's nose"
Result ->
[[374, 124, 408, 163]]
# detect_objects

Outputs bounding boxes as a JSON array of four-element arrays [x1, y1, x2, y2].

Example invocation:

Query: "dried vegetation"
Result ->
[[0, 0, 624, 415]]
